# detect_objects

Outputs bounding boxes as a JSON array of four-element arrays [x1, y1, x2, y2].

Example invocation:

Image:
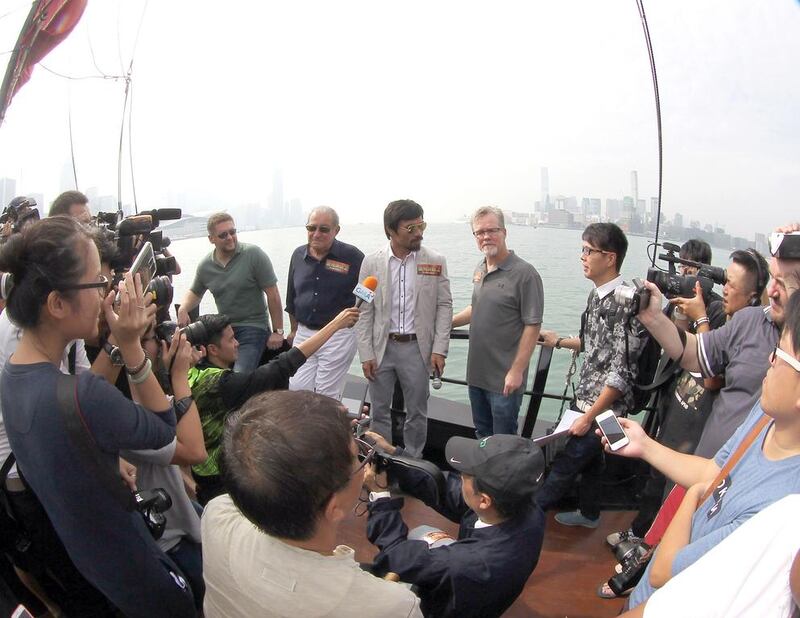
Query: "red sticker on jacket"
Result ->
[[417, 263, 442, 276], [325, 259, 350, 274]]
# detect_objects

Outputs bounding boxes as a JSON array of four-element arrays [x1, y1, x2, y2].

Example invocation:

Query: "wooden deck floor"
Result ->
[[339, 497, 630, 618]]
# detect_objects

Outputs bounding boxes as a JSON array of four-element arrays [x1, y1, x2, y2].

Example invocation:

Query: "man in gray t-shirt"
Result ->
[[453, 207, 543, 437]]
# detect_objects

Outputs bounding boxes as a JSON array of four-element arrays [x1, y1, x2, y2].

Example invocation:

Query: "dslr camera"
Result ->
[[155, 320, 211, 347], [134, 488, 172, 540]]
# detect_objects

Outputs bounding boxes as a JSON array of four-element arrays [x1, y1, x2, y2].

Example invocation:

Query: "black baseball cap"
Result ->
[[445, 434, 545, 502]]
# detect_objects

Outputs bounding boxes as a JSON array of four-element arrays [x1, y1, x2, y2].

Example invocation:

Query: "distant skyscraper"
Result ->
[[540, 167, 549, 213], [650, 197, 659, 220], [269, 169, 285, 226], [0, 177, 16, 208], [631, 170, 639, 211]]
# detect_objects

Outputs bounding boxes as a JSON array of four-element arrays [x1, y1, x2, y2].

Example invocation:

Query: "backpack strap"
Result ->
[[697, 414, 770, 509], [56, 374, 135, 512]]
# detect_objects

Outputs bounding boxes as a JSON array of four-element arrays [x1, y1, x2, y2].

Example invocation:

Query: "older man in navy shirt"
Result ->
[[286, 206, 364, 399]]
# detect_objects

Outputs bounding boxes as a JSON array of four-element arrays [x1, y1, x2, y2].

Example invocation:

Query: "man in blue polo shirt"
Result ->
[[177, 212, 285, 373], [286, 206, 364, 399]]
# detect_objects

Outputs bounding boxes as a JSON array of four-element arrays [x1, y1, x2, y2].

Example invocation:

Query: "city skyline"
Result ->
[[1, 1, 798, 239]]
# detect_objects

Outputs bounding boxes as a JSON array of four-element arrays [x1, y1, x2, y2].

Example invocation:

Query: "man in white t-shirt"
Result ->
[[619, 495, 800, 618], [202, 390, 422, 618]]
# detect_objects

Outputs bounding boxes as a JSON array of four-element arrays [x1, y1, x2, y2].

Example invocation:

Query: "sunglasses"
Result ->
[[306, 224, 332, 234], [217, 228, 237, 239], [59, 274, 110, 295], [403, 222, 427, 234], [771, 346, 800, 373]]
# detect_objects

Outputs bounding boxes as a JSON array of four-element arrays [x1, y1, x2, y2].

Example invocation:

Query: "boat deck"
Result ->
[[339, 496, 631, 617]]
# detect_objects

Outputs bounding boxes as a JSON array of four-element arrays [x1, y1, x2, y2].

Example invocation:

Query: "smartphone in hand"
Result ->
[[595, 410, 630, 451]]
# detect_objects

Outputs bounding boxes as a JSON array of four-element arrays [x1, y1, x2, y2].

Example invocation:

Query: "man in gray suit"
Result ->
[[356, 199, 453, 457]]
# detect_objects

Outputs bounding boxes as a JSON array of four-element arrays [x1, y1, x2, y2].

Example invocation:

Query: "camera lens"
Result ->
[[182, 321, 209, 347], [146, 275, 174, 308]]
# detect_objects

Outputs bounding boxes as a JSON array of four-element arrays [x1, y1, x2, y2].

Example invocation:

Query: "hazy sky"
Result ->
[[0, 0, 798, 237]]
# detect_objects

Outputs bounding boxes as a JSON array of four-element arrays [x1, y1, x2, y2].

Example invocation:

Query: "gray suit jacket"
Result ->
[[355, 245, 453, 369]]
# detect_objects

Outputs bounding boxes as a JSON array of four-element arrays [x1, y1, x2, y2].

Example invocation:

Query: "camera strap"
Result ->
[[56, 374, 136, 512], [697, 414, 770, 509]]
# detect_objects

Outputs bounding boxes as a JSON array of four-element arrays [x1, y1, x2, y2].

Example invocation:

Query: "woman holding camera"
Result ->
[[0, 217, 196, 617]]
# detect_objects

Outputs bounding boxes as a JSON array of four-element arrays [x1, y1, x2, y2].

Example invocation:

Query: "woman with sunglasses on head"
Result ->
[[0, 217, 196, 617]]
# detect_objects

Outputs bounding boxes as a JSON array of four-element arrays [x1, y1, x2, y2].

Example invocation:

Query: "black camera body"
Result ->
[[645, 267, 714, 300], [94, 208, 182, 278], [134, 488, 172, 540], [1, 197, 40, 233], [155, 320, 210, 347]]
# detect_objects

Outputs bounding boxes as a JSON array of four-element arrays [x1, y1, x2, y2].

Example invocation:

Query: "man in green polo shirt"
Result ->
[[177, 212, 285, 372]]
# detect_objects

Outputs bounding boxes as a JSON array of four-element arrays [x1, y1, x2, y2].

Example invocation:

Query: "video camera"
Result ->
[[93, 208, 181, 278], [355, 423, 447, 508], [0, 197, 40, 234], [614, 242, 725, 315]]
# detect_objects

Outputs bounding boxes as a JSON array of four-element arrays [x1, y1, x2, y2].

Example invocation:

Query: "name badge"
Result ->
[[325, 259, 350, 274], [472, 270, 483, 283], [417, 263, 442, 276]]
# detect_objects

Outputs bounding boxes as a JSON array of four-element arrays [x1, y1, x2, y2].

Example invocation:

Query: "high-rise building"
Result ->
[[0, 177, 16, 208], [269, 169, 285, 226], [674, 212, 683, 228], [605, 198, 621, 222], [650, 197, 659, 220], [631, 170, 639, 210], [540, 167, 550, 213]]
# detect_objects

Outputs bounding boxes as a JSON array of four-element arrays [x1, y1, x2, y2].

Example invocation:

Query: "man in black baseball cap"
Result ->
[[364, 433, 546, 618]]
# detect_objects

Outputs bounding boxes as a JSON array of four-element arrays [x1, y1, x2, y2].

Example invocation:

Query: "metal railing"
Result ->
[[444, 329, 571, 438]]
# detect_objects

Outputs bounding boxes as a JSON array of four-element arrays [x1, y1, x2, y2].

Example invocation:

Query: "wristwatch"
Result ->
[[273, 328, 285, 335], [555, 337, 564, 349], [103, 341, 125, 366]]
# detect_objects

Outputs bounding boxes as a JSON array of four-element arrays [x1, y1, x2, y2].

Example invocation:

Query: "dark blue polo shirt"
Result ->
[[285, 239, 364, 329]]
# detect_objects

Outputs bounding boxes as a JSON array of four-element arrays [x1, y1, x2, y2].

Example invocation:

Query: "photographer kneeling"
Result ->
[[364, 433, 545, 618], [202, 390, 422, 617], [187, 308, 359, 505], [0, 217, 195, 617]]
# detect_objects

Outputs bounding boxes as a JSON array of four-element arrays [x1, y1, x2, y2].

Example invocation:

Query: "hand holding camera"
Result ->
[[668, 280, 707, 323], [104, 272, 156, 350], [363, 462, 389, 493], [162, 330, 193, 377]]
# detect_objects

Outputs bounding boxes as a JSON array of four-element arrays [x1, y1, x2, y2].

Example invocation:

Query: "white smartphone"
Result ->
[[595, 410, 630, 451], [115, 241, 156, 304]]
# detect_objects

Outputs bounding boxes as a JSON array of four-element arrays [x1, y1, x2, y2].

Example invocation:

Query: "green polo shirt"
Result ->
[[190, 242, 278, 330]]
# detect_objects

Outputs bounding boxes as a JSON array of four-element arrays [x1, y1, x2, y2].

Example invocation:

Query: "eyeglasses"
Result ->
[[472, 227, 503, 238], [581, 246, 610, 257], [403, 222, 427, 234], [216, 228, 237, 239], [59, 275, 110, 295], [770, 346, 800, 373], [306, 224, 332, 234]]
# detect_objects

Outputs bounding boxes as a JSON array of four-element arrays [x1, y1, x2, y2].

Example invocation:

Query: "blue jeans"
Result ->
[[469, 386, 523, 437], [167, 538, 204, 609], [232, 325, 268, 373], [534, 430, 604, 520]]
